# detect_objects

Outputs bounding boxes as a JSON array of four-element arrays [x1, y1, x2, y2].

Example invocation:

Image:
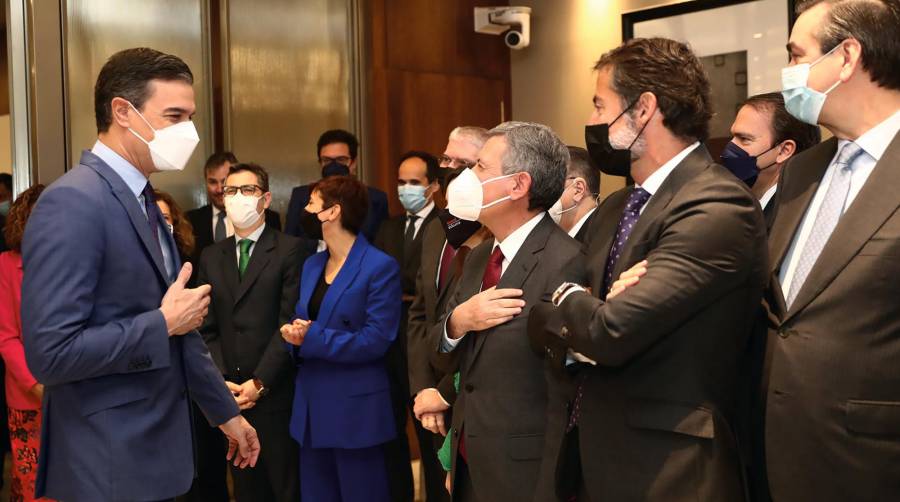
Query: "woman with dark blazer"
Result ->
[[281, 175, 401, 502], [0, 184, 53, 501]]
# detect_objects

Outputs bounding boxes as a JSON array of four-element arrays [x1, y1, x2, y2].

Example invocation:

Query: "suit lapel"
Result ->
[[587, 190, 628, 294], [81, 151, 169, 286], [421, 220, 446, 304], [234, 227, 276, 305], [219, 236, 241, 299], [313, 236, 367, 327], [784, 132, 900, 321], [470, 215, 553, 365], [298, 252, 327, 319], [199, 205, 214, 250]]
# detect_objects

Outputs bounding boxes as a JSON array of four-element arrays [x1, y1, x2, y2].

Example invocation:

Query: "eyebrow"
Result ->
[[163, 107, 193, 116], [786, 42, 802, 56]]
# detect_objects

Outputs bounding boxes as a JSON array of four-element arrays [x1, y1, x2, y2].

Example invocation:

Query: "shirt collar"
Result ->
[[850, 109, 900, 162], [636, 141, 701, 196], [92, 140, 148, 198], [760, 184, 778, 209], [567, 207, 597, 238], [409, 200, 435, 220], [493, 212, 545, 262], [212, 205, 224, 217], [236, 222, 266, 244]]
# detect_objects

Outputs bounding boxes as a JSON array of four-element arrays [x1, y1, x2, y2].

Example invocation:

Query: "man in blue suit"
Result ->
[[283, 129, 389, 249], [21, 47, 260, 501]]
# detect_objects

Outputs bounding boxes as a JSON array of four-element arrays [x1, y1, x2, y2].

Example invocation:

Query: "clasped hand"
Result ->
[[281, 319, 311, 346]]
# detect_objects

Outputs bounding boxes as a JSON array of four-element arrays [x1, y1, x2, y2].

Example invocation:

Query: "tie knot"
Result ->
[[238, 239, 253, 253], [217, 211, 225, 222], [626, 187, 651, 213], [489, 246, 504, 265], [835, 142, 864, 170], [141, 182, 156, 202], [407, 214, 419, 222]]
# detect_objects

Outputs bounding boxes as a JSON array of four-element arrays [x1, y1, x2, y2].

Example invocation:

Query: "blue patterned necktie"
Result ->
[[604, 187, 651, 296], [786, 142, 864, 308]]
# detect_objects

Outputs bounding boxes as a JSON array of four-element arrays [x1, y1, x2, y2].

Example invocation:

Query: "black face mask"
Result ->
[[437, 208, 482, 248], [585, 100, 650, 177], [322, 161, 350, 178], [299, 208, 328, 241], [439, 166, 466, 194]]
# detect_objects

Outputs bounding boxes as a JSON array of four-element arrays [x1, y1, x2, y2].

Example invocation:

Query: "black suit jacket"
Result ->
[[283, 183, 389, 247], [407, 217, 464, 402], [533, 145, 767, 501], [374, 208, 438, 296], [573, 208, 599, 244], [760, 134, 900, 501], [429, 215, 582, 502], [187, 204, 282, 257], [196, 225, 307, 412]]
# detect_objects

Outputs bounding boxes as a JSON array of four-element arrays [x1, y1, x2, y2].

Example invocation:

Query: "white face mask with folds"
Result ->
[[446, 167, 516, 221], [128, 102, 200, 171], [225, 193, 263, 229]]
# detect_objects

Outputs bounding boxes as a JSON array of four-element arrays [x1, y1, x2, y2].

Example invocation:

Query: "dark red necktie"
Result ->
[[459, 245, 504, 463]]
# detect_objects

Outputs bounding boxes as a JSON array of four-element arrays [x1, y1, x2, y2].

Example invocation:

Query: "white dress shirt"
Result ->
[[760, 185, 778, 210], [780, 109, 900, 295], [212, 204, 235, 240], [567, 207, 598, 238], [234, 222, 266, 267], [441, 212, 545, 351], [406, 201, 435, 239]]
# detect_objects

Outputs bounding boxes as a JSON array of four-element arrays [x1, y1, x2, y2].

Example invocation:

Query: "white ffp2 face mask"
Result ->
[[225, 193, 263, 230], [446, 167, 516, 221], [128, 102, 200, 171]]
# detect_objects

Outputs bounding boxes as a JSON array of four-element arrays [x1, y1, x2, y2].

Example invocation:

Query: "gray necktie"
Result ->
[[786, 142, 864, 308], [214, 210, 226, 243]]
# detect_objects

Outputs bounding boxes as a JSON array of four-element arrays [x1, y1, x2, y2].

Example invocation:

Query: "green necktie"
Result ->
[[238, 239, 253, 278]]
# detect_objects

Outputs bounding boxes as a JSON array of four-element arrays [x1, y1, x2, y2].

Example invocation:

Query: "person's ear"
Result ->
[[838, 38, 863, 83], [262, 192, 272, 210], [509, 171, 532, 201], [571, 178, 587, 203], [110, 97, 134, 130], [635, 91, 658, 124], [775, 140, 797, 164]]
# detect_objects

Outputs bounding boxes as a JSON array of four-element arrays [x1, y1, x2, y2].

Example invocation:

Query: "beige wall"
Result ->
[[0, 115, 10, 174], [510, 0, 681, 199]]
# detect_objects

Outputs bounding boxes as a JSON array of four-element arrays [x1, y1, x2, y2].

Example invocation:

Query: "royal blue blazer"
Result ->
[[288, 235, 401, 449], [21, 151, 239, 501]]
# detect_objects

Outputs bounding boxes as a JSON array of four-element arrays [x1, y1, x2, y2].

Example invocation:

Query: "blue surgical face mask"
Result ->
[[781, 43, 843, 125], [720, 141, 780, 187], [398, 184, 429, 213]]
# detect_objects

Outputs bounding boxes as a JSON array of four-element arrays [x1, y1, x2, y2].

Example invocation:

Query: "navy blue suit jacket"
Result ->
[[21, 151, 239, 501], [283, 183, 389, 247], [288, 235, 401, 449]]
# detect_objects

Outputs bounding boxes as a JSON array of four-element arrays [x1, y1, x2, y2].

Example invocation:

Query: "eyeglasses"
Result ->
[[438, 155, 476, 169], [223, 184, 264, 197], [319, 156, 352, 167]]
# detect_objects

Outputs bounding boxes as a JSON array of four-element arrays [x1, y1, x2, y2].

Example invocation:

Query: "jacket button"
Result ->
[[778, 328, 790, 339], [453, 430, 459, 437], [465, 384, 474, 393]]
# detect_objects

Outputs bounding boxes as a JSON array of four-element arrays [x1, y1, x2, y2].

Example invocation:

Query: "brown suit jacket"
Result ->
[[536, 145, 767, 501], [407, 217, 462, 402], [428, 215, 582, 502], [762, 133, 900, 501]]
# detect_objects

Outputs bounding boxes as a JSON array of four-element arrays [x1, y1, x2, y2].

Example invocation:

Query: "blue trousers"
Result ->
[[299, 441, 390, 502]]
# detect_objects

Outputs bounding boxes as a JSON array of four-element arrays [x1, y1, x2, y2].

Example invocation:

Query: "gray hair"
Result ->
[[449, 126, 490, 150], [487, 121, 569, 211]]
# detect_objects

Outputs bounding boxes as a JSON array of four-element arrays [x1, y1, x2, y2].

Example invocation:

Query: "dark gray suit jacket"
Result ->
[[536, 145, 767, 501], [197, 225, 305, 412], [429, 214, 582, 502], [761, 133, 900, 501]]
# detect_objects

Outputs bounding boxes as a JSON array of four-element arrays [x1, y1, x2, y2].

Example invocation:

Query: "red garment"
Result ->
[[8, 407, 54, 501], [0, 251, 41, 409]]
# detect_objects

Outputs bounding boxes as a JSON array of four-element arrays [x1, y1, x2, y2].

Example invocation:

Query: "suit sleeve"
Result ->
[[254, 240, 302, 389], [298, 257, 401, 364], [197, 248, 225, 372], [22, 186, 172, 386], [407, 264, 436, 395], [560, 182, 765, 367], [0, 260, 37, 394], [267, 209, 283, 231], [182, 331, 241, 426]]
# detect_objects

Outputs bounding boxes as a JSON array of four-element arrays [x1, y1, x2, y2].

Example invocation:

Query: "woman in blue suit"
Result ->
[[281, 175, 401, 502]]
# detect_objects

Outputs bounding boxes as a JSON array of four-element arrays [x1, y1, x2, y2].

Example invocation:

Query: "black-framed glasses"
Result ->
[[319, 156, 352, 167], [438, 154, 476, 169], [223, 184, 264, 197]]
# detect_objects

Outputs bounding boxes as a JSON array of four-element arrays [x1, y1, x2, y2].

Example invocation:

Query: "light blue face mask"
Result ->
[[781, 43, 843, 125], [398, 184, 429, 214]]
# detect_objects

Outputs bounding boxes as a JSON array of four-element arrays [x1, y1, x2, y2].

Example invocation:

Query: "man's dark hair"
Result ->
[[94, 47, 193, 133], [566, 146, 601, 195], [743, 92, 822, 153], [227, 162, 270, 192], [595, 37, 712, 142], [0, 173, 11, 192], [398, 150, 441, 183], [796, 0, 900, 90], [312, 175, 369, 235], [317, 129, 359, 160], [204, 152, 238, 173]]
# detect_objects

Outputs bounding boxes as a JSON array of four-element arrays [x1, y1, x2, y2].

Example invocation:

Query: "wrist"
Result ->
[[252, 377, 269, 397], [552, 282, 586, 307], [447, 310, 467, 340]]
